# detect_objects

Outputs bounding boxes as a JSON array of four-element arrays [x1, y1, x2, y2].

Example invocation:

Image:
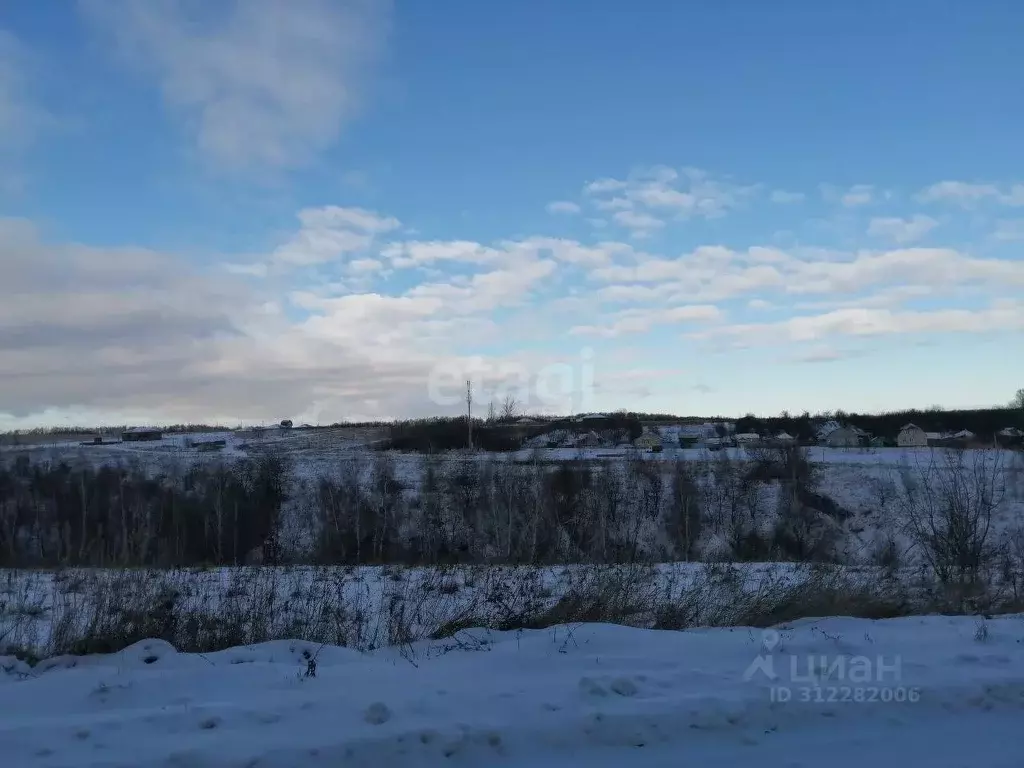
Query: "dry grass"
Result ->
[[3, 560, 1023, 665]]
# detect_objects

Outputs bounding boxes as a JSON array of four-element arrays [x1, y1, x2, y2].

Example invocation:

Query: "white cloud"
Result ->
[[82, 0, 391, 172], [569, 304, 722, 338], [820, 183, 874, 207], [594, 197, 633, 211], [273, 206, 398, 266], [382, 240, 502, 268], [867, 215, 938, 244], [594, 284, 673, 303], [612, 209, 664, 236], [301, 206, 399, 234], [585, 166, 758, 225], [786, 248, 1024, 295], [406, 259, 557, 315], [348, 258, 383, 274], [584, 178, 629, 195], [915, 181, 1024, 208], [590, 245, 1024, 301], [793, 284, 938, 312], [691, 303, 1024, 345], [521, 238, 622, 267], [546, 200, 581, 215], [770, 190, 805, 204], [917, 181, 1000, 205], [841, 184, 874, 207], [0, 217, 575, 425], [223, 262, 269, 278]]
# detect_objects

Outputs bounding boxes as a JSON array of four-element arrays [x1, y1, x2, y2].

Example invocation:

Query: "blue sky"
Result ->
[[1, 0, 1023, 428]]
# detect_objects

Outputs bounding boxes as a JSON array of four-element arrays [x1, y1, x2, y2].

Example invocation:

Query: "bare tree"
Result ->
[[1012, 388, 1024, 410], [500, 393, 520, 422], [666, 460, 703, 560]]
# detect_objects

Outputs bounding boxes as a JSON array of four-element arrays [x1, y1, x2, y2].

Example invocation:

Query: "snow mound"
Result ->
[[1, 615, 1023, 766]]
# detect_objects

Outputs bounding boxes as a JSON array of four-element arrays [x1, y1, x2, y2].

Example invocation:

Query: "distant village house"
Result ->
[[823, 425, 867, 448], [633, 431, 663, 451], [897, 423, 933, 448]]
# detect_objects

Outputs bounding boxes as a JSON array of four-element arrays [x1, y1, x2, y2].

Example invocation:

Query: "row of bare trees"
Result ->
[[0, 453, 287, 567], [307, 447, 846, 566], [1, 446, 1020, 580]]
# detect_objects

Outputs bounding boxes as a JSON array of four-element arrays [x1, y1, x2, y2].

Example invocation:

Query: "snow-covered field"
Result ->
[[2, 435, 1023, 764], [3, 428, 1023, 573], [2, 613, 1022, 767]]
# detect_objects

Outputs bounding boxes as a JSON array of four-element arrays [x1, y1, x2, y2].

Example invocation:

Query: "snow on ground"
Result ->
[[1, 614, 1022, 767], [0, 562, 846, 656]]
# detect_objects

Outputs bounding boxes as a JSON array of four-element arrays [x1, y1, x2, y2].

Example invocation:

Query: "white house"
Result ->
[[898, 423, 948, 447], [897, 423, 928, 448], [825, 426, 867, 448], [734, 432, 761, 445]]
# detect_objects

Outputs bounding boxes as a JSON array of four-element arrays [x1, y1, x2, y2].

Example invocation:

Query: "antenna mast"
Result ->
[[466, 379, 473, 450]]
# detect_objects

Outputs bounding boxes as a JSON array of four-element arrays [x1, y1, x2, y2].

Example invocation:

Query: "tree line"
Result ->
[[0, 447, 844, 569]]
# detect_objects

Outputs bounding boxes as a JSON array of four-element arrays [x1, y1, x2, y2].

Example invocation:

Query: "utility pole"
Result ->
[[466, 379, 473, 451]]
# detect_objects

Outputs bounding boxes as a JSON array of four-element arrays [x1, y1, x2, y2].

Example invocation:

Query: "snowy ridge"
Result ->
[[1, 615, 1023, 767]]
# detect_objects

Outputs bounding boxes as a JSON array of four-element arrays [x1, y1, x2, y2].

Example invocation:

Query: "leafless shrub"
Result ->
[[869, 474, 898, 513], [731, 565, 913, 626], [519, 565, 660, 628], [898, 449, 1005, 586]]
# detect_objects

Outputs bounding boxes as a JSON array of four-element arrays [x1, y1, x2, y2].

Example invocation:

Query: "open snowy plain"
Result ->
[[2, 430, 1023, 766], [2, 614, 1023, 767]]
